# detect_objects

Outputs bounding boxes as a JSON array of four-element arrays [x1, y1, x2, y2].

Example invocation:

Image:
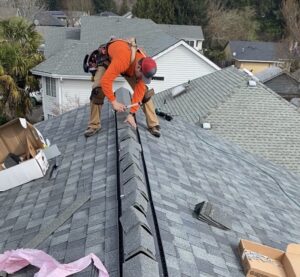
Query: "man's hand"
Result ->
[[124, 114, 137, 129], [111, 100, 126, 112]]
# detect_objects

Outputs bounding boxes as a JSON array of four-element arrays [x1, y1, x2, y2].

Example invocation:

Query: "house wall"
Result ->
[[151, 44, 216, 93], [41, 77, 58, 119], [265, 74, 300, 100], [235, 61, 276, 74]]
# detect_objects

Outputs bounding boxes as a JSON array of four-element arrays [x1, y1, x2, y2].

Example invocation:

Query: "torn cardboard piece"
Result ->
[[0, 118, 49, 191], [239, 239, 300, 277]]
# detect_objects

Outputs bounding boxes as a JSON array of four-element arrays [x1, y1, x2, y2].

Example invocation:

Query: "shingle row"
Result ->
[[116, 113, 160, 277]]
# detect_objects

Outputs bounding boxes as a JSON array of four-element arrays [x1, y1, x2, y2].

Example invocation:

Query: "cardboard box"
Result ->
[[0, 118, 48, 191], [239, 239, 300, 277]]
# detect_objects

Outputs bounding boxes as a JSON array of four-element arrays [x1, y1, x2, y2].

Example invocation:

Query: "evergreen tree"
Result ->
[[47, 0, 58, 10], [119, 0, 129, 15], [0, 17, 43, 122], [93, 0, 117, 14]]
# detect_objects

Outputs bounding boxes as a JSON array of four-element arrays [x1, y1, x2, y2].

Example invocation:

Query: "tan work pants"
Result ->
[[88, 66, 159, 129]]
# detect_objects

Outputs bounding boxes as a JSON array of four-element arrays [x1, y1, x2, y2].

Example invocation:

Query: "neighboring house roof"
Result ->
[[154, 66, 300, 173], [34, 11, 66, 27], [1, 93, 300, 276], [35, 26, 71, 58], [226, 40, 289, 62], [255, 66, 284, 82], [98, 11, 119, 17], [80, 16, 180, 57], [32, 41, 91, 77], [157, 24, 204, 40]]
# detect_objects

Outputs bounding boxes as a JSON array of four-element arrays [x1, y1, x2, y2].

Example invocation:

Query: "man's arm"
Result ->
[[100, 59, 128, 112]]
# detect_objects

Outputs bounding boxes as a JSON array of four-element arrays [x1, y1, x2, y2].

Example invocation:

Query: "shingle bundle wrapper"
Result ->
[[194, 201, 232, 230]]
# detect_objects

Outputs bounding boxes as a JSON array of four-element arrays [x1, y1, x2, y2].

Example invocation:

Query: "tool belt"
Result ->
[[83, 37, 138, 76]]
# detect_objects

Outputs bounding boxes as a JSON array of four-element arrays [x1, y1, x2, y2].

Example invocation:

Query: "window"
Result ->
[[45, 77, 56, 97], [185, 40, 195, 47]]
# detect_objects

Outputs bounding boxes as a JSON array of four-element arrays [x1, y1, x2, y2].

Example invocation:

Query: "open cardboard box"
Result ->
[[239, 239, 300, 277], [0, 118, 49, 191]]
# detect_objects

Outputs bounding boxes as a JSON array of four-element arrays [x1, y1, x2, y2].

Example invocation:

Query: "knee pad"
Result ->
[[90, 87, 105, 105]]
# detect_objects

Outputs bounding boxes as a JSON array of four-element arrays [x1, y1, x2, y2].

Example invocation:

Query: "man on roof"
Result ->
[[84, 38, 160, 138]]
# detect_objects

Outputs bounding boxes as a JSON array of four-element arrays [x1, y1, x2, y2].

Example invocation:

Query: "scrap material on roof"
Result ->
[[153, 66, 300, 174], [0, 249, 109, 277], [0, 118, 49, 191], [1, 88, 300, 276]]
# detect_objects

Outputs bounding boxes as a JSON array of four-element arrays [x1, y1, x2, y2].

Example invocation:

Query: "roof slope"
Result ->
[[153, 66, 300, 173], [153, 67, 247, 123], [157, 24, 204, 40], [32, 41, 91, 76], [227, 40, 288, 62], [80, 16, 179, 57], [137, 112, 300, 276], [255, 66, 283, 82], [1, 96, 300, 276], [0, 103, 120, 276]]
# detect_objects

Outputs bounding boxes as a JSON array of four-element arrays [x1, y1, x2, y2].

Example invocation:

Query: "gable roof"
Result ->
[[226, 40, 288, 62], [35, 26, 80, 59], [1, 94, 300, 276], [80, 16, 179, 57], [32, 41, 91, 77], [157, 24, 204, 40], [255, 66, 284, 82], [34, 11, 66, 27], [153, 66, 300, 173]]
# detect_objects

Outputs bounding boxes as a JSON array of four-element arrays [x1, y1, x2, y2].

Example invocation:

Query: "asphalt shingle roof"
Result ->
[[227, 40, 288, 62], [136, 111, 300, 277], [153, 66, 300, 174], [33, 41, 91, 76], [0, 103, 119, 276], [1, 92, 300, 276], [157, 24, 204, 40], [255, 66, 283, 82], [34, 11, 66, 27], [80, 16, 179, 57]]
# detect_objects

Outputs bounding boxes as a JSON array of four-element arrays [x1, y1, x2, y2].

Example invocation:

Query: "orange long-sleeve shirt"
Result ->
[[100, 40, 147, 113]]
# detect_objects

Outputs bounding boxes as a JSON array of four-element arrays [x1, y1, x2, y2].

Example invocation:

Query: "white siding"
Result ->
[[58, 78, 128, 113], [151, 44, 216, 93], [41, 77, 58, 119]]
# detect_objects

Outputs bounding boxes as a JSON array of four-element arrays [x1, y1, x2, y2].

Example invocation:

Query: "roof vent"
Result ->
[[171, 85, 186, 98], [202, 122, 211, 129], [248, 80, 257, 87]]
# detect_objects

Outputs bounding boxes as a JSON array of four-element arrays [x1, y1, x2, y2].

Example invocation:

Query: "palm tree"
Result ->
[[0, 17, 44, 123]]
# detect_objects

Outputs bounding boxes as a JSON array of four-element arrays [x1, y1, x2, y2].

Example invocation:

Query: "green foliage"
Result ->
[[93, 0, 117, 13], [119, 0, 129, 15], [0, 17, 44, 122], [133, 0, 207, 25], [133, 0, 174, 23]]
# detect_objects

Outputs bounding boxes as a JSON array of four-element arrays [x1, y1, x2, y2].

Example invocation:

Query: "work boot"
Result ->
[[148, 126, 160, 137], [84, 127, 101, 137]]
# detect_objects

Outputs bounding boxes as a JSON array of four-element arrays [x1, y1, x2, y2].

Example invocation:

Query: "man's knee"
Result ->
[[90, 87, 105, 105]]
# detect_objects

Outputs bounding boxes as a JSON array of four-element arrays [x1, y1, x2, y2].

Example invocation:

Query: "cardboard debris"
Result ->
[[0, 118, 49, 191], [239, 239, 300, 277]]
